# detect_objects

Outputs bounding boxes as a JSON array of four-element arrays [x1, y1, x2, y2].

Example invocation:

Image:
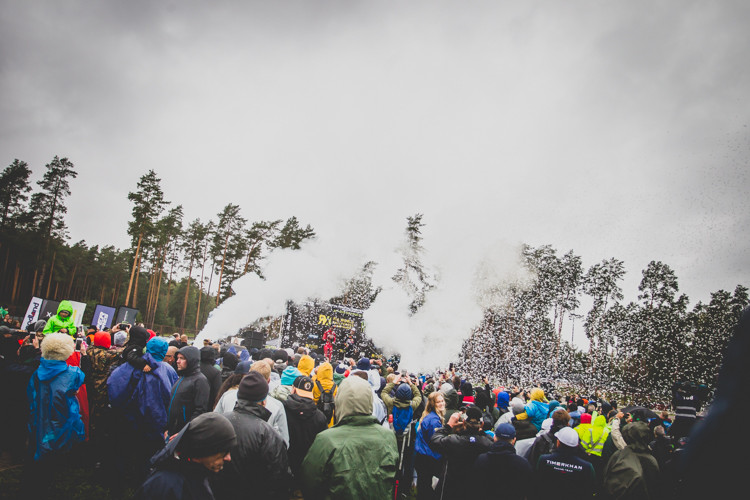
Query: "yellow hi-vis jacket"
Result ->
[[576, 415, 610, 456]]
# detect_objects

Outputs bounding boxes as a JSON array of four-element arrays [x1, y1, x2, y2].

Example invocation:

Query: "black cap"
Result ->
[[292, 375, 314, 398]]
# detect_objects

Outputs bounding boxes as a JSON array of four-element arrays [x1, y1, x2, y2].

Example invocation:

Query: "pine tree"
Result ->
[[0, 159, 33, 231], [125, 170, 169, 307], [212, 203, 247, 305], [27, 156, 78, 294], [392, 214, 435, 315], [271, 216, 316, 250]]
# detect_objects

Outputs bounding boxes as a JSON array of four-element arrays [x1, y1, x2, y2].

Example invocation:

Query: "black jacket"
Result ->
[[167, 347, 210, 436], [283, 393, 328, 477], [199, 347, 222, 407], [430, 426, 493, 499], [216, 399, 290, 500], [474, 440, 533, 499]]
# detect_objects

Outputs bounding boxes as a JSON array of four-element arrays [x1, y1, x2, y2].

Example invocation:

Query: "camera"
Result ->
[[119, 323, 130, 330]]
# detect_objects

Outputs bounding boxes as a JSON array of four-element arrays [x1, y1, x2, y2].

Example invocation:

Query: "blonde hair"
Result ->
[[422, 391, 445, 423], [251, 360, 272, 382]]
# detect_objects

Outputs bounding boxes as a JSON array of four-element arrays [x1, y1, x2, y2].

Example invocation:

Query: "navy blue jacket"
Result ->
[[474, 440, 532, 499], [535, 445, 596, 499]]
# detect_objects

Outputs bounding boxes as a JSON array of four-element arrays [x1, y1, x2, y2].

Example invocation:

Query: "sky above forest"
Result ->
[[1, 1, 749, 353]]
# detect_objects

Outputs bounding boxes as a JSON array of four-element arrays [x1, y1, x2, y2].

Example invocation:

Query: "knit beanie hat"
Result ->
[[177, 412, 237, 459], [395, 383, 412, 401], [335, 363, 348, 374], [356, 357, 371, 371], [511, 398, 525, 415], [237, 371, 268, 402], [580, 413, 592, 424], [114, 331, 127, 347]]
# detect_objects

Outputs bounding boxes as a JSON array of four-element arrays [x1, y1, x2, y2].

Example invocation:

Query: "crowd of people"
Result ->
[[1, 300, 748, 499]]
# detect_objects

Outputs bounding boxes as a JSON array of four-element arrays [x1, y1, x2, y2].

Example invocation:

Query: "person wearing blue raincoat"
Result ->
[[23, 333, 85, 496], [27, 333, 85, 461], [108, 349, 174, 441], [108, 344, 175, 478]]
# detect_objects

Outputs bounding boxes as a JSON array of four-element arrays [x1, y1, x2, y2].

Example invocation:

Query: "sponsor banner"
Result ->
[[21, 296, 44, 330], [92, 304, 117, 330], [68, 300, 87, 327]]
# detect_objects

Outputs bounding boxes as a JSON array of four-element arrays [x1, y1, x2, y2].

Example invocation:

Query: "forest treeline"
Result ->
[[0, 157, 316, 333], [2, 159, 747, 405]]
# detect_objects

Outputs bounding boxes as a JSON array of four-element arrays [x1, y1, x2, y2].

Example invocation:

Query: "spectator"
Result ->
[[414, 391, 445, 500], [138, 412, 236, 499], [282, 375, 328, 491], [199, 346, 222, 408], [430, 406, 493, 499], [535, 426, 596, 499], [301, 376, 398, 500], [474, 423, 532, 499], [23, 333, 85, 495], [41, 300, 77, 336], [603, 421, 661, 499], [215, 371, 290, 499], [167, 346, 210, 436]]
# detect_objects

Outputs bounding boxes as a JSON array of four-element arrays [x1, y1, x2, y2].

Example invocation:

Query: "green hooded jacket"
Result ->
[[42, 300, 77, 336], [301, 376, 398, 500]]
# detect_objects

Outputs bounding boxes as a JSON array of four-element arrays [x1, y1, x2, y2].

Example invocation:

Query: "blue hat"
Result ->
[[357, 357, 371, 371], [234, 360, 252, 374], [496, 423, 516, 440], [395, 383, 412, 400]]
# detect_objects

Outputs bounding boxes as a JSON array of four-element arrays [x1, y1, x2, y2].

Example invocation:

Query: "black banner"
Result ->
[[115, 306, 139, 325], [38, 299, 60, 324]]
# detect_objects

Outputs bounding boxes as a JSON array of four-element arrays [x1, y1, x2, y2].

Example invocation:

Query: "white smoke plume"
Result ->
[[196, 224, 531, 374]]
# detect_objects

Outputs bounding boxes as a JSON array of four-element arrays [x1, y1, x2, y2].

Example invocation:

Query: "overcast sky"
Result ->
[[2, 0, 749, 319]]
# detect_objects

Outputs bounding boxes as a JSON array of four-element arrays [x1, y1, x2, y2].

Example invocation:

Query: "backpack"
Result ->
[[392, 405, 414, 435], [315, 380, 335, 422]]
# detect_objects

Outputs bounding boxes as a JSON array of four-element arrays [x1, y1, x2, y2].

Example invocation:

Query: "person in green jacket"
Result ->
[[301, 375, 398, 500], [42, 300, 77, 336]]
